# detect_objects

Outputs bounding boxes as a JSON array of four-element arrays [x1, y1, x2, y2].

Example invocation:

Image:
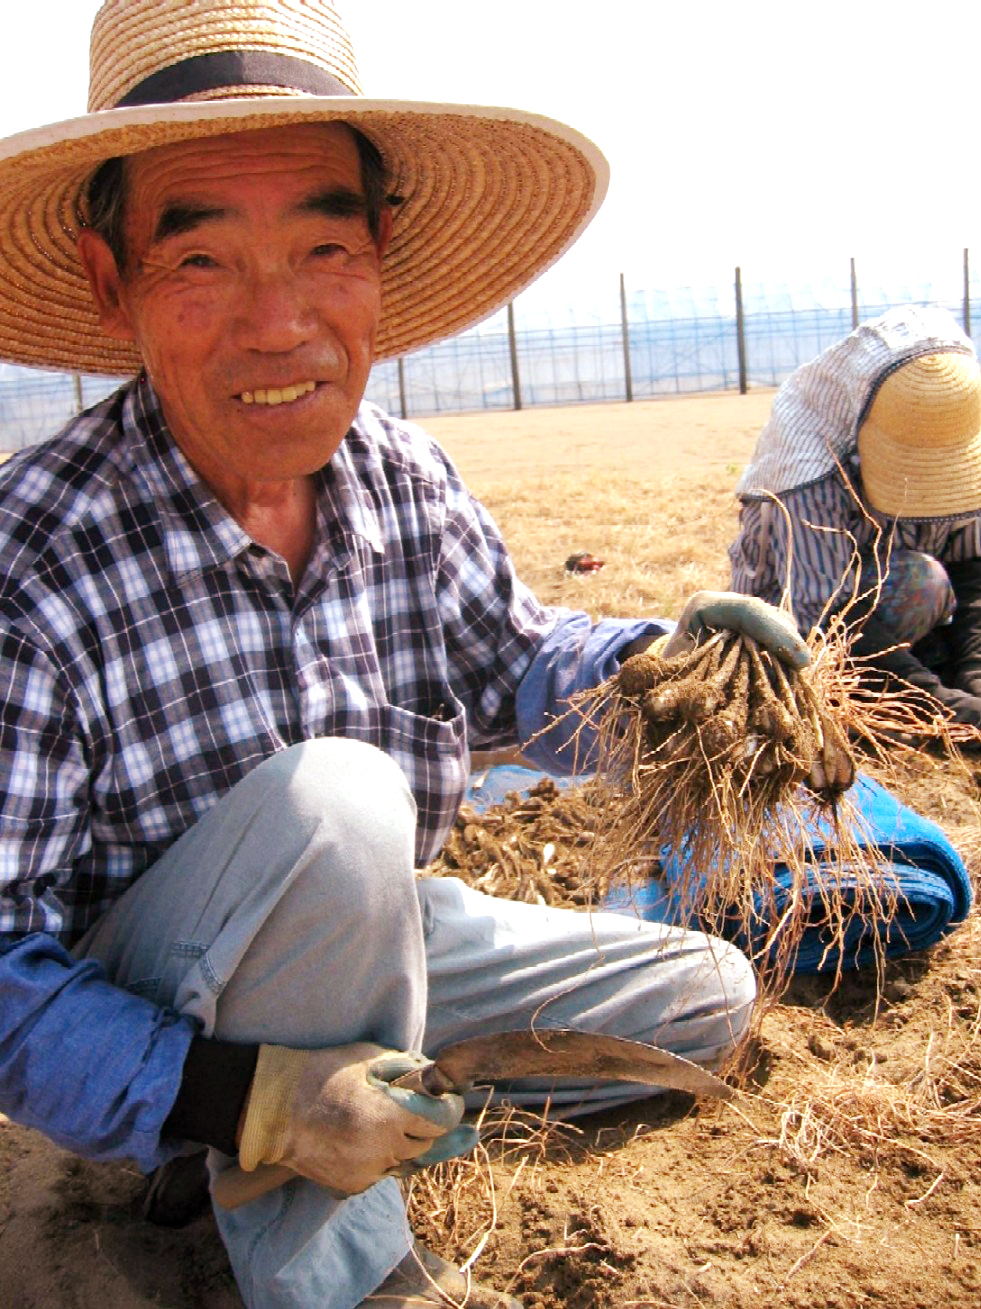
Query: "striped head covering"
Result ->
[[736, 305, 978, 516]]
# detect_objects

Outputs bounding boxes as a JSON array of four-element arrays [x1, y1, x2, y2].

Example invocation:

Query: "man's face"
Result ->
[[79, 123, 389, 498]]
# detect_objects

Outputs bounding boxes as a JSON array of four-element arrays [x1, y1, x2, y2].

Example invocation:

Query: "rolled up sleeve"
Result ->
[[0, 933, 196, 1173], [516, 612, 671, 772]]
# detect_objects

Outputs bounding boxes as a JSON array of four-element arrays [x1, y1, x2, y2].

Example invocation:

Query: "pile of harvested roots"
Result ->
[[428, 778, 614, 909]]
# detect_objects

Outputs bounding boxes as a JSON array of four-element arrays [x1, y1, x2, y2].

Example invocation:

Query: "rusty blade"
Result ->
[[395, 1028, 735, 1100], [214, 1030, 734, 1210]]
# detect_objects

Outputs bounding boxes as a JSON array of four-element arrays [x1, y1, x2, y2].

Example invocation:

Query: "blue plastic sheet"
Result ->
[[465, 764, 578, 813], [466, 767, 973, 974], [610, 773, 973, 973]]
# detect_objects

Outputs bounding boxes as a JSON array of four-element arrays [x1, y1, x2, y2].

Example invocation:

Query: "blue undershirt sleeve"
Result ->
[[515, 612, 672, 773], [0, 933, 197, 1174]]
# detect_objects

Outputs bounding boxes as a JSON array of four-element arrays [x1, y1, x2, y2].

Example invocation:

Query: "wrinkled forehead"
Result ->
[[126, 120, 364, 198]]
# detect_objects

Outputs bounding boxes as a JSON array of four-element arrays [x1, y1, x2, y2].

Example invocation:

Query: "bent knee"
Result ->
[[244, 738, 415, 839], [863, 549, 954, 644], [710, 938, 756, 1040]]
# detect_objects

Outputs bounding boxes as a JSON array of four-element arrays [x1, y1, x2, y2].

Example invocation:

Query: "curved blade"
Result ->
[[401, 1028, 735, 1100]]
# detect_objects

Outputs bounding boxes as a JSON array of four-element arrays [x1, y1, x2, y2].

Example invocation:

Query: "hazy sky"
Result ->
[[5, 1, 978, 307]]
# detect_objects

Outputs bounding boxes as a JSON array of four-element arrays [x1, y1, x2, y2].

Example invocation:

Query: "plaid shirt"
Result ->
[[0, 376, 563, 944], [0, 378, 664, 1170]]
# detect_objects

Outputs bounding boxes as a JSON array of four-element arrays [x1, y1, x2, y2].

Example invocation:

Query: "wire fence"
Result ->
[[1, 254, 977, 451]]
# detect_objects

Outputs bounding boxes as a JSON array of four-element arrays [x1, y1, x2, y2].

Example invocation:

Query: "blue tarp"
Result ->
[[465, 767, 973, 975]]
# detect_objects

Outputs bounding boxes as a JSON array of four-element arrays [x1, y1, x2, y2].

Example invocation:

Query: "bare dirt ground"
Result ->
[[2, 390, 980, 1308]]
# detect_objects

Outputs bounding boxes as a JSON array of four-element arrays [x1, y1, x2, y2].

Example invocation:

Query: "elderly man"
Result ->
[[729, 305, 981, 730], [0, 3, 807, 1307]]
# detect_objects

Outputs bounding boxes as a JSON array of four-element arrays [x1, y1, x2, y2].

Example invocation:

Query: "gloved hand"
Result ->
[[238, 1042, 478, 1195], [662, 591, 810, 670], [953, 671, 981, 701]]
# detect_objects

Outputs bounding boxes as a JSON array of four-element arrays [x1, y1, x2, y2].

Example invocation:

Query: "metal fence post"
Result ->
[[507, 301, 522, 411], [850, 257, 859, 328], [620, 272, 633, 402], [734, 266, 747, 395], [397, 357, 407, 419], [964, 248, 971, 338]]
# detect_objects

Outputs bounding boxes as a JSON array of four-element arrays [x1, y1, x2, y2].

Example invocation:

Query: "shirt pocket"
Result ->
[[375, 698, 468, 867]]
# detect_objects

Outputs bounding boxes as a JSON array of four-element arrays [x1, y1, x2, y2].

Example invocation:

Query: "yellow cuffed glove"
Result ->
[[238, 1041, 477, 1195]]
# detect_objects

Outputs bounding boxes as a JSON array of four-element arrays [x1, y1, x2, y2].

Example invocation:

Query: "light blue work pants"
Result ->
[[78, 737, 755, 1309]]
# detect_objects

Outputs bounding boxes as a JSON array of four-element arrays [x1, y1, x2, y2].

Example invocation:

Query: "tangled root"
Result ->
[[617, 632, 855, 803], [568, 620, 978, 1000]]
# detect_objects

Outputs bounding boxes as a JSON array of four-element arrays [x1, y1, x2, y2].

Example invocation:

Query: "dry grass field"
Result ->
[[2, 391, 980, 1309]]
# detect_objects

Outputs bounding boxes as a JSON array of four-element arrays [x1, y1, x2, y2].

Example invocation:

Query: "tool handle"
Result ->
[[390, 1059, 464, 1096], [211, 1062, 463, 1210], [212, 1162, 296, 1210]]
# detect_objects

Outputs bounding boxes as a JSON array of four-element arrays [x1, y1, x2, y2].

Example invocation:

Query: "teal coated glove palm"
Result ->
[[238, 1042, 477, 1196], [663, 590, 810, 669]]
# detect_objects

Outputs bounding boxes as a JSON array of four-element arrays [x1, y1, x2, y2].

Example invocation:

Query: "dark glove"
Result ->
[[852, 612, 981, 729], [945, 559, 981, 696]]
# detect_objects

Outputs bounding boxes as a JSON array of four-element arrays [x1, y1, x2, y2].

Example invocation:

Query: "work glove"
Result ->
[[662, 590, 810, 669], [238, 1041, 478, 1195], [946, 559, 981, 697]]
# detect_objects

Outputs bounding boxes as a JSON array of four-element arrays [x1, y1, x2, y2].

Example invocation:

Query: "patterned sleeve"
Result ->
[[938, 513, 981, 565], [0, 628, 90, 936]]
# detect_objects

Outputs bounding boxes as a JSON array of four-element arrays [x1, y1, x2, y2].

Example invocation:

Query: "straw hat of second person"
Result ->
[[857, 351, 981, 519]]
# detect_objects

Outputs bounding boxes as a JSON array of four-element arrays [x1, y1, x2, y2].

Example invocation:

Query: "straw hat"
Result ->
[[0, 0, 608, 376], [857, 351, 981, 519], [735, 305, 978, 502]]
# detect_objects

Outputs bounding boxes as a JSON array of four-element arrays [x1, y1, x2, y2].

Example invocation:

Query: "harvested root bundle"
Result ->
[[616, 630, 855, 803], [573, 623, 974, 994]]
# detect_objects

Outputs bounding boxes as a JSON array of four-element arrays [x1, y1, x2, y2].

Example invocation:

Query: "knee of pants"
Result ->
[[654, 932, 756, 1031], [714, 939, 757, 1036], [214, 738, 422, 948], [245, 737, 417, 870], [649, 934, 756, 1065], [860, 549, 954, 645], [182, 740, 425, 1043]]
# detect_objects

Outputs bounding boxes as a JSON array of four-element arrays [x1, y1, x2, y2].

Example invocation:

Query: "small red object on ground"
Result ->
[[565, 550, 605, 574]]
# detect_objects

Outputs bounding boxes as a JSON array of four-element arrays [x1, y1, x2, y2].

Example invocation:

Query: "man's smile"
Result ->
[[239, 380, 318, 406]]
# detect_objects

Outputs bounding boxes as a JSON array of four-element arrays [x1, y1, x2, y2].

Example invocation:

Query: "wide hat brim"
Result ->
[[857, 348, 981, 519], [0, 97, 608, 376], [858, 424, 981, 519]]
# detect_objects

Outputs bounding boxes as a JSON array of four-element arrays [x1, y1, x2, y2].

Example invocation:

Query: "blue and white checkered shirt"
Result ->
[[0, 376, 575, 943], [0, 376, 665, 1169]]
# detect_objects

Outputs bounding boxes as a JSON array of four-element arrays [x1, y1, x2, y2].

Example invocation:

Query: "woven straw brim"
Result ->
[[0, 98, 607, 375], [858, 425, 981, 518], [858, 350, 981, 518]]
